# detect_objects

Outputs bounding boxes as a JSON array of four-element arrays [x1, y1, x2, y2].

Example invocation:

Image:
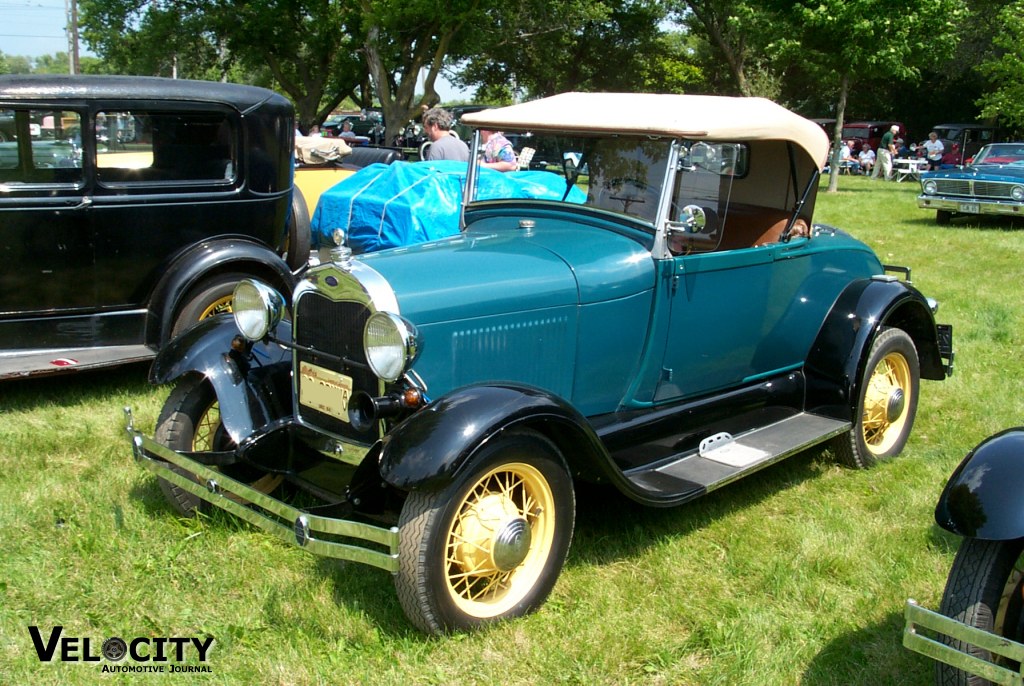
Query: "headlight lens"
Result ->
[[364, 312, 419, 382], [232, 280, 285, 341], [1012, 185, 1024, 201], [923, 180, 938, 195]]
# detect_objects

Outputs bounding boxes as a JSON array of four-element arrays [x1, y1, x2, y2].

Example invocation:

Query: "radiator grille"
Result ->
[[293, 292, 380, 443], [933, 179, 1018, 199]]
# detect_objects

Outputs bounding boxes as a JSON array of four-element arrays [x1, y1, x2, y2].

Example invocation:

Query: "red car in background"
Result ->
[[842, 120, 906, 152]]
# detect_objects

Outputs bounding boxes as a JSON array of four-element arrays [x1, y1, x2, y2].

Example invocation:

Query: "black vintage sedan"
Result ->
[[0, 75, 309, 380], [918, 142, 1024, 225]]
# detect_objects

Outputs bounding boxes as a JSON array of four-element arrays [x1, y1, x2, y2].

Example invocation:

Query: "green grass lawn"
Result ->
[[2, 174, 1022, 685]]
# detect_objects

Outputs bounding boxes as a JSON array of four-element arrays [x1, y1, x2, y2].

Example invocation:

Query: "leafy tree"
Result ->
[[454, 0, 699, 100], [205, 0, 366, 133], [79, 1, 222, 78], [0, 52, 33, 75], [673, 0, 784, 97], [976, 0, 1024, 131], [360, 0, 499, 143], [770, 0, 965, 192]]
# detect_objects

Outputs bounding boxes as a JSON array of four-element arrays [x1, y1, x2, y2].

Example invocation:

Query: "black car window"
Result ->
[[97, 110, 235, 186], [0, 108, 83, 184]]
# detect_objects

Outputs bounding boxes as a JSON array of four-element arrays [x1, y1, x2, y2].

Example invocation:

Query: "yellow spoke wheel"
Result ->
[[444, 462, 556, 618], [396, 432, 575, 634], [154, 376, 283, 515], [834, 326, 920, 469], [196, 295, 234, 321], [861, 349, 913, 456]]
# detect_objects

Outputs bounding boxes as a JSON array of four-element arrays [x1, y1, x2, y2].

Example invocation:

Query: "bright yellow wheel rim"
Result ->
[[197, 295, 234, 321], [861, 350, 913, 455], [444, 462, 556, 618], [193, 400, 281, 496]]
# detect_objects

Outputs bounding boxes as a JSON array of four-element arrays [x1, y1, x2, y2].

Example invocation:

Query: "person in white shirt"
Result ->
[[858, 144, 876, 175], [923, 132, 945, 171]]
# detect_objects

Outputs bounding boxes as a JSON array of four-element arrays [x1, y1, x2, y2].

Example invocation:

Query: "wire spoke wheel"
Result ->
[[396, 431, 574, 634], [444, 462, 556, 617], [196, 295, 234, 321], [154, 376, 282, 515], [861, 349, 913, 456], [832, 326, 920, 469]]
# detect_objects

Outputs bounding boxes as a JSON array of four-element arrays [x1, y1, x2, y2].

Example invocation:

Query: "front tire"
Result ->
[[833, 326, 920, 468], [937, 210, 953, 225], [154, 375, 283, 516], [938, 538, 1024, 685], [395, 431, 575, 634]]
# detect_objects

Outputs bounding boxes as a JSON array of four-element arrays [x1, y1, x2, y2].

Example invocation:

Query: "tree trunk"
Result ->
[[827, 72, 850, 193]]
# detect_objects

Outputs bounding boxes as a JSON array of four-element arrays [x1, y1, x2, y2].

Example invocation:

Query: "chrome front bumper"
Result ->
[[125, 408, 399, 573], [904, 599, 1024, 685], [918, 195, 1024, 218]]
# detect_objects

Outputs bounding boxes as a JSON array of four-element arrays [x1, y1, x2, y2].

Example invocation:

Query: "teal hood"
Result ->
[[358, 217, 656, 324]]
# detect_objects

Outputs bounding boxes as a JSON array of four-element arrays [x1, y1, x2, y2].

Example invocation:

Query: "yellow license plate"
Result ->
[[298, 362, 353, 422]]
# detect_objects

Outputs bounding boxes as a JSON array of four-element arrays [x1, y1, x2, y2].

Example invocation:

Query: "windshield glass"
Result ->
[[972, 144, 1024, 166], [469, 133, 746, 228]]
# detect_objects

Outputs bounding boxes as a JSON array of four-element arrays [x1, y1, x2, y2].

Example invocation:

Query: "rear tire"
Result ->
[[832, 327, 920, 468], [395, 431, 575, 634], [154, 375, 282, 516], [937, 538, 1024, 685]]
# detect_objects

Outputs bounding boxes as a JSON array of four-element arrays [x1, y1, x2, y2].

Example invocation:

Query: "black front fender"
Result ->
[[378, 383, 608, 492], [935, 428, 1024, 540], [149, 316, 293, 445]]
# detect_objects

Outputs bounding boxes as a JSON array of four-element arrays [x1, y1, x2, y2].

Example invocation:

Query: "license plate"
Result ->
[[958, 202, 980, 214], [298, 362, 352, 422]]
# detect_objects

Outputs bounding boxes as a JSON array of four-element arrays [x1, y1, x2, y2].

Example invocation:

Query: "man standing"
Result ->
[[421, 107, 469, 162], [873, 124, 900, 180]]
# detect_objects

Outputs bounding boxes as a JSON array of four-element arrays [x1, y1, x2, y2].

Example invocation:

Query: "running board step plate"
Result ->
[[624, 413, 851, 500], [0, 345, 156, 380]]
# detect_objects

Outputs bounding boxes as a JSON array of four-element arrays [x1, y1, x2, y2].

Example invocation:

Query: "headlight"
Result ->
[[363, 311, 419, 382], [923, 180, 938, 195], [232, 280, 285, 341], [1012, 185, 1024, 201]]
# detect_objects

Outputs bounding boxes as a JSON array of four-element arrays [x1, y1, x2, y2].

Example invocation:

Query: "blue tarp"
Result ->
[[311, 160, 586, 253]]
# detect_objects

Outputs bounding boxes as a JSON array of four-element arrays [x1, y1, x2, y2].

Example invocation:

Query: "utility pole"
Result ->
[[65, 0, 81, 74]]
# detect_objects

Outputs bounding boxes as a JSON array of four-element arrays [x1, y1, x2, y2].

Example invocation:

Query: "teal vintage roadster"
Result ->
[[127, 92, 954, 633]]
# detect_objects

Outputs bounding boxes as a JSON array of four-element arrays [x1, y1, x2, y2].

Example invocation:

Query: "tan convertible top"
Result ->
[[461, 92, 830, 167]]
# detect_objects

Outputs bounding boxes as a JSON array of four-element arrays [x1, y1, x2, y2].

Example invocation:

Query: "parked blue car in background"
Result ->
[[918, 142, 1024, 225], [127, 92, 954, 634]]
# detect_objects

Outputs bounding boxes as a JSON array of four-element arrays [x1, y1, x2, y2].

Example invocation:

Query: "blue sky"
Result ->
[[0, 0, 77, 57]]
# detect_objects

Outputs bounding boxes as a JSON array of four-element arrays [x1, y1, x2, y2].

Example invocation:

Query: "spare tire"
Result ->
[[286, 186, 312, 270]]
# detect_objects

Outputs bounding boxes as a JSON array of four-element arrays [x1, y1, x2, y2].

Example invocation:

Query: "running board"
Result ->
[[0, 345, 156, 380], [623, 413, 851, 501]]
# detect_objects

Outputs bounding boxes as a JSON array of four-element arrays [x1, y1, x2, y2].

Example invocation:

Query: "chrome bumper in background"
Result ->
[[904, 599, 1024, 685], [918, 195, 1024, 218], [125, 408, 399, 573]]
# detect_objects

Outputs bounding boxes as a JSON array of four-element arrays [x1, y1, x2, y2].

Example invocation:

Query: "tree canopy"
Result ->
[[6, 0, 1018, 154]]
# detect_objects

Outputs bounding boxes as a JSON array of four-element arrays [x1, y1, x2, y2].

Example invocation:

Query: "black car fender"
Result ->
[[935, 428, 1024, 539], [147, 237, 296, 346], [149, 315, 293, 446], [378, 383, 617, 493], [804, 277, 945, 421]]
